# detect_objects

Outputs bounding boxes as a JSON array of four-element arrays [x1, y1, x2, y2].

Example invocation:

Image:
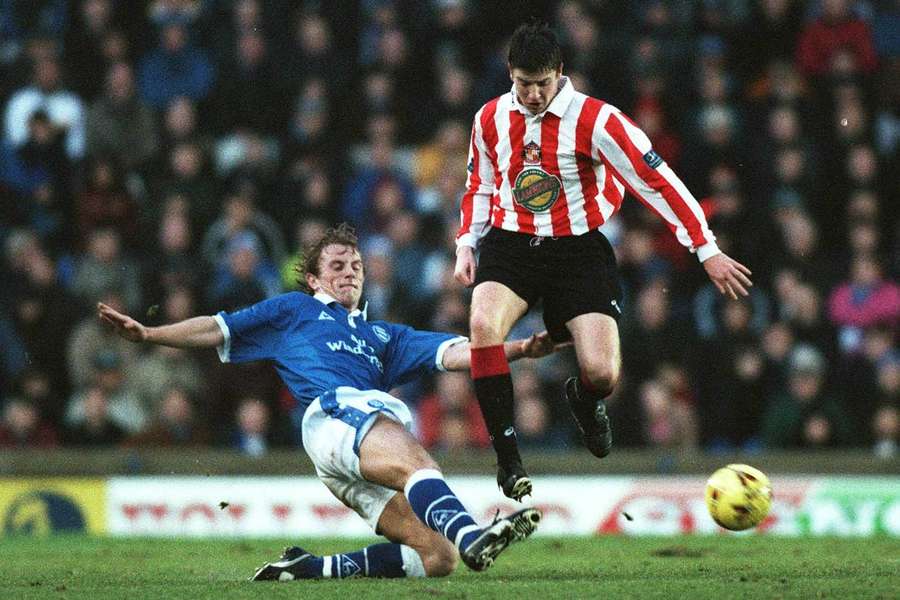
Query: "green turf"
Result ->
[[1, 535, 897, 599]]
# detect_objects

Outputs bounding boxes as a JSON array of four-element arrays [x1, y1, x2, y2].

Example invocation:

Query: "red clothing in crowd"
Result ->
[[416, 393, 491, 450], [797, 14, 878, 76]]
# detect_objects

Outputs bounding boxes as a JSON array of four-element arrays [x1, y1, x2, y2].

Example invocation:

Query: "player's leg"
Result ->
[[564, 312, 620, 457], [469, 281, 531, 500], [541, 230, 622, 457], [251, 492, 453, 581], [359, 415, 541, 571]]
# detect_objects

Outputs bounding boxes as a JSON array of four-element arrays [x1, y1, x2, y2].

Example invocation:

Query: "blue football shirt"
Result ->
[[214, 292, 465, 413]]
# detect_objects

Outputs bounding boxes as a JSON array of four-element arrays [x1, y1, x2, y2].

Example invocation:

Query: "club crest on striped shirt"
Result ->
[[513, 167, 562, 213], [522, 141, 541, 164]]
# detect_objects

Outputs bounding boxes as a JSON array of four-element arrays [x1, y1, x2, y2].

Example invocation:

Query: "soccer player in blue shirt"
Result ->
[[97, 223, 560, 580]]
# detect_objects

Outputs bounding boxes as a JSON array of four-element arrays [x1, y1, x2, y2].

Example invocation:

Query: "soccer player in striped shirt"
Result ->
[[454, 22, 753, 501]]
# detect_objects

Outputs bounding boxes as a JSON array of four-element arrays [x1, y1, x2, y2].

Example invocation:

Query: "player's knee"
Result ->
[[469, 310, 505, 344], [421, 538, 458, 577], [581, 363, 619, 397]]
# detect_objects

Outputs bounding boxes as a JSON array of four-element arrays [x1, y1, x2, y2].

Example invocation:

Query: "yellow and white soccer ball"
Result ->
[[705, 464, 772, 531]]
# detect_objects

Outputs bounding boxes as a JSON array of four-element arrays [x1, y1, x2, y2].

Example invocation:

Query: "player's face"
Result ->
[[510, 66, 562, 114], [309, 244, 364, 310]]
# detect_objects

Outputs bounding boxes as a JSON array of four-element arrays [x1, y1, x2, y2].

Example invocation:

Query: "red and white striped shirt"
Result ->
[[457, 77, 720, 262]]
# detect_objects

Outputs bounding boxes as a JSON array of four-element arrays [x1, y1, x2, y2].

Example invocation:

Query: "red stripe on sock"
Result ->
[[471, 345, 510, 379]]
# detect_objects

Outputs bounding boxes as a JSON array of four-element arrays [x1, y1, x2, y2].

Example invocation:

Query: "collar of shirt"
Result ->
[[313, 292, 369, 320], [509, 76, 575, 118]]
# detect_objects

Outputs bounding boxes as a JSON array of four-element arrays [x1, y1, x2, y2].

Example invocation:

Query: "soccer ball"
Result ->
[[705, 464, 772, 531]]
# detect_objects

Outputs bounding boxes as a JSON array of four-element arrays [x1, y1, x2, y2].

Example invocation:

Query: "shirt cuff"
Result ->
[[435, 336, 468, 372], [696, 241, 721, 263], [456, 234, 475, 250], [213, 313, 231, 363]]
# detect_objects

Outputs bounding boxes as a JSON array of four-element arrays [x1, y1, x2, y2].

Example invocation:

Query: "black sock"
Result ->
[[473, 373, 522, 466]]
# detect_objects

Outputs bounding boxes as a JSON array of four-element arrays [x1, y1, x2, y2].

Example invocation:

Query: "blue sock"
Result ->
[[292, 544, 409, 578], [404, 468, 482, 552]]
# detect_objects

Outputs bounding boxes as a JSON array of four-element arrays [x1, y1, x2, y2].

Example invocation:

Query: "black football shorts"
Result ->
[[474, 227, 623, 342]]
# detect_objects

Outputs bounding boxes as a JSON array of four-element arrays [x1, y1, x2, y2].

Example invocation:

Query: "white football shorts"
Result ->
[[301, 386, 413, 531]]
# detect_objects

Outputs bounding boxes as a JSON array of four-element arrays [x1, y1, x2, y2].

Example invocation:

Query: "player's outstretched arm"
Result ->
[[702, 253, 753, 300], [97, 302, 224, 348], [441, 331, 571, 371]]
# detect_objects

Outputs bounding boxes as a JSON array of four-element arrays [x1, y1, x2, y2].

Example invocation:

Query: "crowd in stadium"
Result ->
[[0, 0, 897, 458]]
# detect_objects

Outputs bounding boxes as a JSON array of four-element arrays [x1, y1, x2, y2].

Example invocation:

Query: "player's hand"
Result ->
[[97, 302, 148, 343], [520, 331, 572, 358], [454, 246, 477, 287], [703, 253, 753, 300]]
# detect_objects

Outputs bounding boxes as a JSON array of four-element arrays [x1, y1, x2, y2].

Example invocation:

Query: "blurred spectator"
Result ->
[[513, 366, 568, 449], [760, 321, 796, 399], [231, 396, 271, 456], [342, 139, 416, 236], [201, 186, 286, 269], [733, 0, 804, 81], [66, 348, 146, 434], [412, 119, 468, 191], [124, 386, 209, 447], [0, 397, 58, 448], [213, 130, 280, 182], [284, 9, 350, 93], [796, 0, 878, 77], [5, 229, 77, 394], [836, 325, 897, 442], [638, 378, 697, 449], [417, 371, 489, 451], [694, 298, 767, 450], [4, 56, 86, 159], [74, 155, 140, 250], [409, 65, 477, 142], [66, 290, 141, 388], [211, 29, 282, 134], [152, 141, 217, 228], [622, 278, 689, 384], [64, 0, 124, 100], [0, 1, 67, 70], [283, 77, 337, 166], [360, 237, 396, 320], [62, 385, 126, 447], [85, 62, 160, 171], [137, 20, 215, 110], [159, 96, 207, 152], [70, 228, 142, 312], [207, 230, 280, 311], [130, 340, 206, 425], [2, 110, 72, 246], [143, 196, 202, 298], [775, 273, 834, 354], [12, 366, 62, 426], [828, 255, 900, 353], [872, 403, 898, 459], [762, 344, 851, 448]]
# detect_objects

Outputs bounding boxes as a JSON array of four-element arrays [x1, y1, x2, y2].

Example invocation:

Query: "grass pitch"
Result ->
[[2, 535, 897, 599]]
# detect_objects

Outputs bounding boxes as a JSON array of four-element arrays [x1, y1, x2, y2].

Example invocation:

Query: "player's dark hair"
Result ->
[[508, 20, 562, 73], [296, 222, 360, 292]]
